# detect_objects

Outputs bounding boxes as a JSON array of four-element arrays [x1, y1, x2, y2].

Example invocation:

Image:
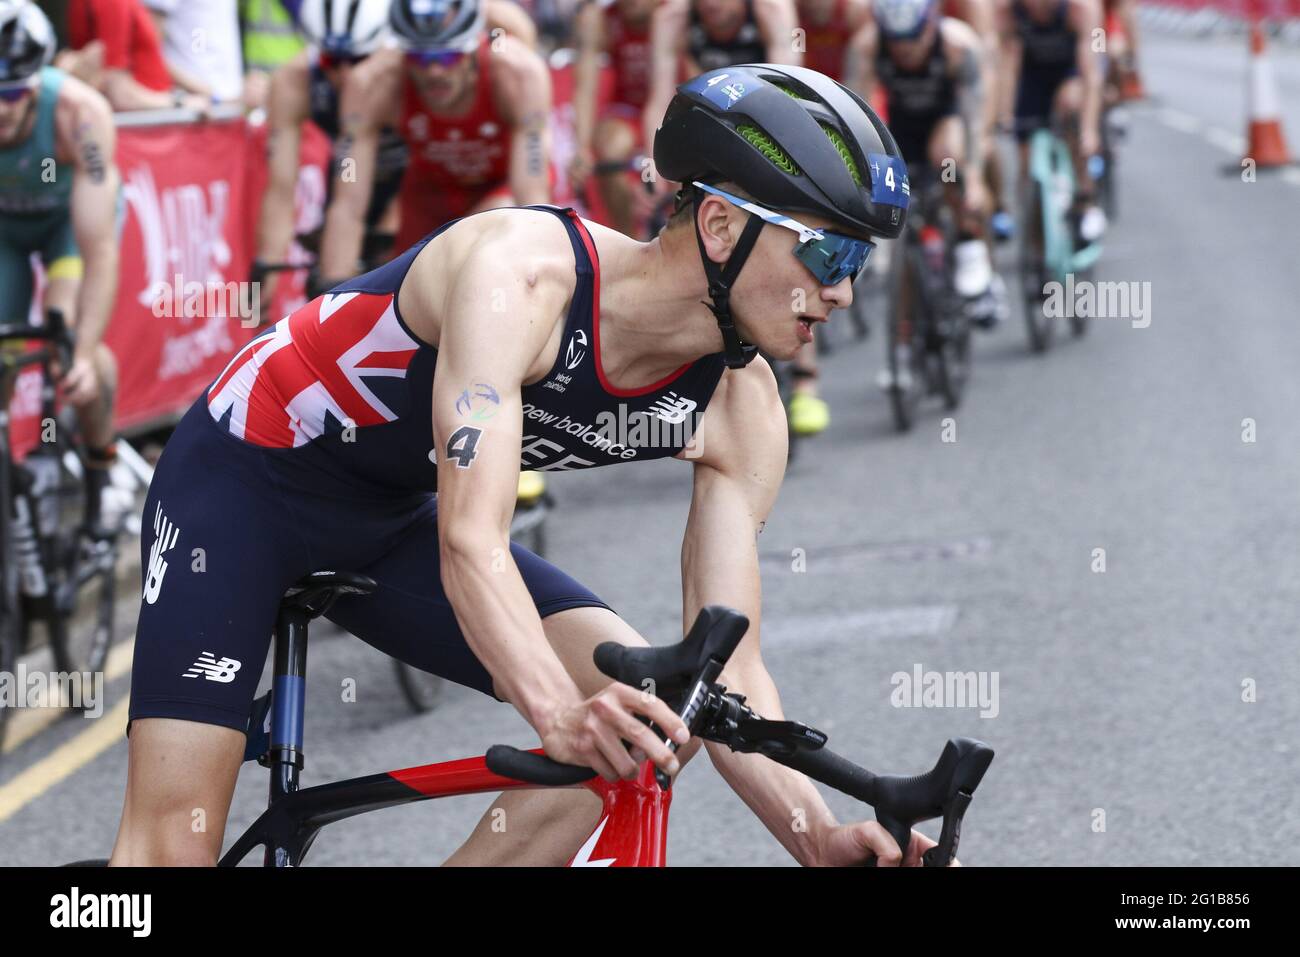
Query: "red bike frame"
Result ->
[[390, 750, 671, 867]]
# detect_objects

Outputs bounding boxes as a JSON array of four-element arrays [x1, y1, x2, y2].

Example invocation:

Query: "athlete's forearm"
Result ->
[[256, 127, 301, 262], [703, 664, 839, 866], [680, 448, 833, 863], [74, 236, 118, 352], [572, 8, 601, 153], [439, 533, 584, 733], [102, 70, 173, 112], [318, 124, 378, 279], [956, 47, 986, 180], [511, 111, 553, 205]]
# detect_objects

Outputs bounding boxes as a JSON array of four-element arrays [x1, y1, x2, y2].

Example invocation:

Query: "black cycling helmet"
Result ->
[[0, 1, 55, 85], [655, 64, 908, 366], [389, 0, 484, 52]]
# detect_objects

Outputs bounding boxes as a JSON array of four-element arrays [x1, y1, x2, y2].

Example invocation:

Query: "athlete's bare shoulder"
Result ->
[[399, 208, 582, 377]]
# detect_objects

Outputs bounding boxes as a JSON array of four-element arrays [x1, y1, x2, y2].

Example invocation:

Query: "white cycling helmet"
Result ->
[[297, 0, 393, 57], [0, 0, 55, 84], [873, 0, 937, 40], [390, 0, 485, 53]]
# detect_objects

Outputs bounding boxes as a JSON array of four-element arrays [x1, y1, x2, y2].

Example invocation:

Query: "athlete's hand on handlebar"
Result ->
[[538, 682, 690, 782], [816, 820, 960, 868], [59, 354, 101, 407]]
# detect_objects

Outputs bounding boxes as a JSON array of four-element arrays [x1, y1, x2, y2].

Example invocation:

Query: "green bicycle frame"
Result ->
[[1026, 127, 1103, 280]]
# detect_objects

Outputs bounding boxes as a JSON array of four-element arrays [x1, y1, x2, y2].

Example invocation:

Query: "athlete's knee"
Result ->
[[110, 718, 243, 866], [929, 116, 966, 170], [540, 605, 648, 695], [1054, 78, 1084, 115]]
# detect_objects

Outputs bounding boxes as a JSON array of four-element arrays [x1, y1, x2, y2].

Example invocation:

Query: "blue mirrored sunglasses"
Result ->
[[0, 82, 34, 103], [692, 182, 874, 286], [405, 48, 469, 67]]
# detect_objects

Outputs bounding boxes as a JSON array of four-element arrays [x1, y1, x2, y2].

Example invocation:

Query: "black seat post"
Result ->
[[268, 603, 310, 810]]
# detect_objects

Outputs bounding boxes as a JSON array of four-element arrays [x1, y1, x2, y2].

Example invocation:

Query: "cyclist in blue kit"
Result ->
[[111, 63, 948, 867]]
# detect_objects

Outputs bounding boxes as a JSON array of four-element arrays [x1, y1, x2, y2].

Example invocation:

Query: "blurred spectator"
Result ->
[[238, 0, 304, 110], [65, 0, 208, 110], [143, 0, 244, 102]]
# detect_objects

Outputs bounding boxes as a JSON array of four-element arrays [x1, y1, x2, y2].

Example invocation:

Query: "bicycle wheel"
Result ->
[[0, 601, 17, 754], [48, 545, 115, 679], [0, 463, 22, 755], [393, 660, 446, 714], [936, 305, 973, 411], [1018, 180, 1054, 354], [886, 251, 925, 432], [41, 447, 115, 678]]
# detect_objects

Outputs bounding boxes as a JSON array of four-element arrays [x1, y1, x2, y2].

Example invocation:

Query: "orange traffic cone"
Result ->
[[1243, 20, 1292, 168]]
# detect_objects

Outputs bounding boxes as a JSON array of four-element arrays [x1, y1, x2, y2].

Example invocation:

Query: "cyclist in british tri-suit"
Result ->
[[111, 63, 950, 867]]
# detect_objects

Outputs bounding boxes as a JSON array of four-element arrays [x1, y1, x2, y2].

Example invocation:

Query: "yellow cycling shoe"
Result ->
[[516, 469, 547, 505], [788, 392, 830, 436]]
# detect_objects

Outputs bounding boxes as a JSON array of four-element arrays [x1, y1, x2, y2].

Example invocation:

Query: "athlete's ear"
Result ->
[[695, 193, 742, 266]]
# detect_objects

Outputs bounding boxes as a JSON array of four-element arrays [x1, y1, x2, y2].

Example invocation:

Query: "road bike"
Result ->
[[66, 573, 994, 867], [1017, 119, 1104, 353], [0, 311, 121, 753], [881, 173, 973, 433]]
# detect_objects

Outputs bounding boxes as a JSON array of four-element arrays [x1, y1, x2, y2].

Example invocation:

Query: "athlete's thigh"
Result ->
[[130, 403, 309, 735], [0, 235, 35, 325], [324, 498, 614, 698], [111, 717, 245, 865]]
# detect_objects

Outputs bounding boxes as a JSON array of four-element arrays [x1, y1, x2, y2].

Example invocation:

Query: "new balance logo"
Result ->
[[646, 392, 698, 424], [142, 503, 180, 606], [182, 652, 242, 683]]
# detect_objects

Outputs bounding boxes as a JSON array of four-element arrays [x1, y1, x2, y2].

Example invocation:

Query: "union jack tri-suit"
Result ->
[[127, 206, 727, 737]]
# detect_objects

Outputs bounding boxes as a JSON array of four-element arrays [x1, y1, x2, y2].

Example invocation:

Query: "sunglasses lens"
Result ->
[[407, 49, 465, 67], [0, 86, 30, 103], [795, 234, 872, 285]]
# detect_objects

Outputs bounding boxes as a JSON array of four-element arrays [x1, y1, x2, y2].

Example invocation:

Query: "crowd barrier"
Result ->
[[11, 61, 607, 455], [1141, 0, 1300, 41]]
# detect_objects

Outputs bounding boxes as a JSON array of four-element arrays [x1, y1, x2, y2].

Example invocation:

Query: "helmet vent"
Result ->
[[736, 125, 801, 176], [821, 124, 863, 187]]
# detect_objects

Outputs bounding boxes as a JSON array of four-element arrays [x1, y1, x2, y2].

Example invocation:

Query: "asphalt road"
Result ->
[[2, 28, 1299, 867]]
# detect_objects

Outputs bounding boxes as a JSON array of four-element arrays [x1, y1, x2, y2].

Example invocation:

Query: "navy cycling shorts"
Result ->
[[1014, 66, 1079, 141], [127, 397, 612, 736]]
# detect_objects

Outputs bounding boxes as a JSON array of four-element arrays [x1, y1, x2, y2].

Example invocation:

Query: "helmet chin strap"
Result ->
[[692, 190, 764, 369]]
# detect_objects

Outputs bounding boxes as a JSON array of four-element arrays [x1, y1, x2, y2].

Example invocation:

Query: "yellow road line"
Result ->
[[2, 637, 135, 753], [0, 695, 129, 824]]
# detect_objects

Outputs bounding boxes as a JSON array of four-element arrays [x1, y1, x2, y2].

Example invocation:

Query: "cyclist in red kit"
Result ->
[[571, 0, 656, 238], [797, 0, 872, 87], [314, 0, 553, 286]]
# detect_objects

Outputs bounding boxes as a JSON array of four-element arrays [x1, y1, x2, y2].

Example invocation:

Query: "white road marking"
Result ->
[[1204, 127, 1245, 155], [766, 606, 959, 645], [1158, 108, 1203, 135], [2, 637, 135, 753]]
